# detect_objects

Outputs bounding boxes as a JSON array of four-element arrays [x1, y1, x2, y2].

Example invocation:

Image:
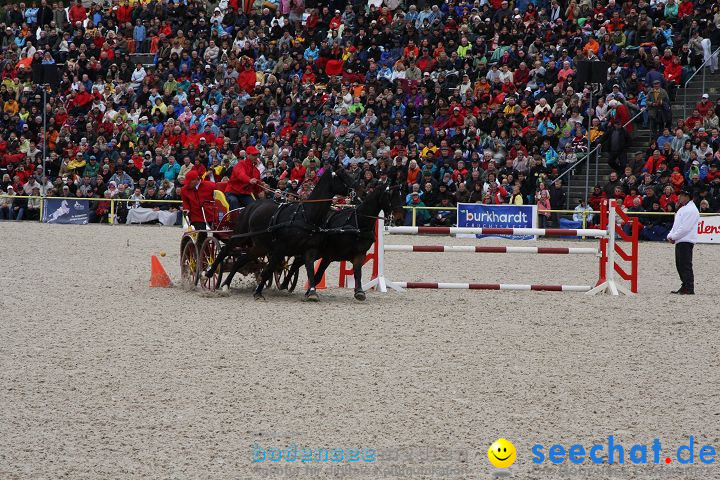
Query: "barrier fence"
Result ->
[[340, 199, 639, 296]]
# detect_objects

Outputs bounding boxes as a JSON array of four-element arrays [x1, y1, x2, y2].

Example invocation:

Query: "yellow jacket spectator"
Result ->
[[3, 99, 18, 116]]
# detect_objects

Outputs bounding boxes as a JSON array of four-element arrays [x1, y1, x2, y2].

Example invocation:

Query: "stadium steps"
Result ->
[[561, 69, 720, 207]]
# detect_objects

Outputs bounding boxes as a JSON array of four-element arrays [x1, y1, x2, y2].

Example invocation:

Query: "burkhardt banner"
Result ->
[[697, 215, 720, 244], [457, 203, 538, 240], [42, 199, 89, 224]]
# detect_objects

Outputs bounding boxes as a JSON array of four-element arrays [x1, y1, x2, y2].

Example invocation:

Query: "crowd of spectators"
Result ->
[[0, 0, 719, 234]]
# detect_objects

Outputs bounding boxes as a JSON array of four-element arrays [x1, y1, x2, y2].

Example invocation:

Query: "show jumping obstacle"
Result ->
[[338, 199, 639, 296]]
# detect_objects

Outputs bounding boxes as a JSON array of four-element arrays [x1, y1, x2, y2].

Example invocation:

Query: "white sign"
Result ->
[[697, 216, 720, 244]]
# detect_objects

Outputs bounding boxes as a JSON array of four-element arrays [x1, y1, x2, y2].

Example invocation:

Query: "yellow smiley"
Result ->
[[488, 438, 517, 468]]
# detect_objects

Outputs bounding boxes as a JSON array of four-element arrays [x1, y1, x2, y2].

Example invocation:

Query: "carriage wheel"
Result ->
[[180, 240, 199, 288], [198, 237, 222, 291], [274, 256, 299, 293]]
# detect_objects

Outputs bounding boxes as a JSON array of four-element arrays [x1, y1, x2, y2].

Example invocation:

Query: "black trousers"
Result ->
[[607, 151, 626, 172], [675, 242, 695, 292]]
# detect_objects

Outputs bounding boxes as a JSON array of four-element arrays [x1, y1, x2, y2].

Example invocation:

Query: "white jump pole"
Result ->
[[361, 212, 403, 293]]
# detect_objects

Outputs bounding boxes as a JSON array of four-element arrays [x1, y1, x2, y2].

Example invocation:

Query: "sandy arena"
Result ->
[[1, 222, 718, 479]]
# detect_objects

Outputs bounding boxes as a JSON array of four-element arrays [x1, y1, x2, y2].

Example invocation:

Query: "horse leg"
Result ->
[[303, 249, 321, 302], [351, 254, 366, 301], [308, 257, 332, 293], [253, 251, 282, 300], [220, 253, 251, 291], [203, 240, 230, 279], [279, 256, 301, 290]]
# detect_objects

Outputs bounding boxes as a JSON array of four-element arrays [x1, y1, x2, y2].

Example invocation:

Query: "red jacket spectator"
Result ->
[[589, 188, 607, 211], [663, 62, 682, 84], [417, 55, 436, 72], [68, 2, 87, 24], [290, 164, 306, 182], [325, 59, 343, 76], [644, 153, 666, 173], [182, 126, 201, 147], [2, 152, 25, 167], [607, 17, 625, 32], [624, 193, 641, 208], [659, 54, 675, 71], [697, 97, 713, 116], [115, 4, 132, 23], [678, 0, 694, 18], [199, 131, 217, 145], [615, 103, 634, 134], [403, 44, 419, 59], [73, 90, 93, 108], [237, 64, 257, 93], [329, 14, 342, 30], [514, 66, 530, 85], [659, 192, 678, 209], [685, 112, 703, 129], [301, 68, 316, 84], [670, 169, 685, 191]]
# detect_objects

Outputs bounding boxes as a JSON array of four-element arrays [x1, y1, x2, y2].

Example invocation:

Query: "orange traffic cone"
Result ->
[[304, 260, 327, 290], [150, 255, 172, 288]]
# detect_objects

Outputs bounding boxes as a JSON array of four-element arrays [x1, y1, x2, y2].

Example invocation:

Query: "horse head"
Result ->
[[330, 167, 357, 199], [382, 184, 403, 220], [361, 181, 401, 220]]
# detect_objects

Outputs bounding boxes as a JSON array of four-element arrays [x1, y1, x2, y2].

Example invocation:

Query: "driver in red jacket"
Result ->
[[181, 170, 216, 231], [225, 145, 264, 210]]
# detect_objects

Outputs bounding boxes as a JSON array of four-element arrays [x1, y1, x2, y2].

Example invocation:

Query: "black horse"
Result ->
[[279, 182, 400, 301], [203, 168, 355, 300]]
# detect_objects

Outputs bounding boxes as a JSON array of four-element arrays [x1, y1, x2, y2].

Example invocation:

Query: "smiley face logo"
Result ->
[[488, 438, 516, 468]]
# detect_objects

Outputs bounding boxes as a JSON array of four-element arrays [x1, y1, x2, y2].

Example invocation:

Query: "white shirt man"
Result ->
[[667, 190, 700, 294]]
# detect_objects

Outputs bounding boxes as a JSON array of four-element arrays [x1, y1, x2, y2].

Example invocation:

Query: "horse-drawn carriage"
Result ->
[[179, 190, 299, 292]]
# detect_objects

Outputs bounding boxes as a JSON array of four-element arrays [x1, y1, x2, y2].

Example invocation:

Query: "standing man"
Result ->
[[603, 119, 630, 173], [648, 80, 671, 139], [666, 189, 700, 294], [226, 145, 263, 210]]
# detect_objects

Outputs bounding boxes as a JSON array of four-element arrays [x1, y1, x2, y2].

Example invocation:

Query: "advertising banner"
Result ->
[[457, 203, 537, 240], [697, 216, 720, 244], [42, 199, 89, 224]]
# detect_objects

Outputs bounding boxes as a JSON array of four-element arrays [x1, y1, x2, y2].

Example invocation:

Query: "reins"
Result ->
[[256, 182, 355, 204]]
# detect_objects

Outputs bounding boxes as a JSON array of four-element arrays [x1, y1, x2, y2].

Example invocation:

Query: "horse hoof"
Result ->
[[304, 291, 319, 302], [254, 293, 265, 301], [354, 290, 366, 301], [221, 285, 229, 292]]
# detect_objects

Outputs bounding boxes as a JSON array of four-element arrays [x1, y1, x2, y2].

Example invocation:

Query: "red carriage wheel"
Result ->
[[180, 240, 199, 288], [274, 256, 299, 293], [198, 237, 222, 291]]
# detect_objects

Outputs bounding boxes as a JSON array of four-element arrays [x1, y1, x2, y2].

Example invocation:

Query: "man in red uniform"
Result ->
[[181, 170, 216, 231], [225, 145, 263, 210]]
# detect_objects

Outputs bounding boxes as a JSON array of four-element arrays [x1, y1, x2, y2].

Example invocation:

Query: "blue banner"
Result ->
[[457, 203, 537, 240], [42, 199, 89, 224]]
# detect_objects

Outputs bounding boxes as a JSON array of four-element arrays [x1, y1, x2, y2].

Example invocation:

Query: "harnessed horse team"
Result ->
[[200, 168, 400, 301]]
